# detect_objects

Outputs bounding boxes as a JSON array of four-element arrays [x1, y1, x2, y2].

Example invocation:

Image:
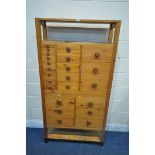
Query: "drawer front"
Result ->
[[43, 70, 56, 80], [42, 56, 56, 63], [57, 63, 80, 73], [80, 80, 108, 92], [42, 47, 56, 57], [44, 80, 57, 91], [57, 72, 79, 81], [42, 61, 56, 70], [58, 82, 79, 92], [45, 94, 75, 110], [76, 96, 106, 108], [46, 116, 73, 127], [57, 43, 80, 52], [81, 62, 111, 76], [75, 118, 103, 130], [82, 45, 113, 62], [57, 52, 80, 63]]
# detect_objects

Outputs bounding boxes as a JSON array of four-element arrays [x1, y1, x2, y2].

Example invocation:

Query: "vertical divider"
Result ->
[[79, 45, 83, 91]]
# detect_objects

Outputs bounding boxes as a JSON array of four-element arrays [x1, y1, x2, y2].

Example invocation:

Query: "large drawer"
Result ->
[[81, 62, 111, 76], [82, 44, 113, 62]]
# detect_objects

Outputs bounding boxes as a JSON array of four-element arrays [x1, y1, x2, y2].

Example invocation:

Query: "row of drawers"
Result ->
[[45, 94, 106, 130]]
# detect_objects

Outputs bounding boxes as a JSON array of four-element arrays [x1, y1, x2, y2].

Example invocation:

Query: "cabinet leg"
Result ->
[[44, 138, 48, 143]]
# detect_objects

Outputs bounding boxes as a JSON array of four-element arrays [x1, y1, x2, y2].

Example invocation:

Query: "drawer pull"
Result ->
[[66, 47, 71, 53], [66, 85, 70, 89], [86, 120, 91, 126], [54, 109, 62, 114], [66, 57, 71, 62], [56, 100, 62, 105], [46, 53, 50, 56], [88, 102, 93, 108], [66, 66, 71, 71], [47, 73, 51, 76], [47, 57, 50, 61], [91, 83, 97, 88], [47, 62, 51, 65], [57, 119, 62, 124], [47, 68, 51, 71], [93, 68, 98, 74], [46, 45, 49, 48], [87, 111, 93, 115], [94, 52, 100, 58], [47, 48, 50, 52], [48, 80, 52, 83], [66, 76, 70, 80], [48, 86, 52, 90]]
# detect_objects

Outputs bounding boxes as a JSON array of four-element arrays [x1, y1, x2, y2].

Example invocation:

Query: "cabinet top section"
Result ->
[[35, 18, 121, 24]]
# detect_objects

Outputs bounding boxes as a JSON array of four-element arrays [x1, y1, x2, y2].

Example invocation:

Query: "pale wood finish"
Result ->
[[35, 18, 121, 143]]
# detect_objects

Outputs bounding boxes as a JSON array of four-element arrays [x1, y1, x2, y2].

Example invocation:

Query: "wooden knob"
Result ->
[[48, 80, 52, 83], [47, 68, 51, 71], [57, 109, 62, 113], [47, 73, 51, 76], [47, 62, 51, 65], [91, 83, 97, 88], [88, 102, 93, 108], [47, 48, 50, 52], [56, 100, 62, 105], [48, 86, 52, 90], [94, 52, 100, 58], [93, 68, 98, 74], [46, 53, 50, 56], [57, 119, 62, 124], [66, 66, 71, 71], [86, 120, 91, 126], [66, 85, 70, 89], [46, 45, 49, 48], [47, 57, 50, 61], [66, 47, 71, 53], [66, 57, 71, 62], [66, 76, 70, 80], [87, 111, 93, 115]]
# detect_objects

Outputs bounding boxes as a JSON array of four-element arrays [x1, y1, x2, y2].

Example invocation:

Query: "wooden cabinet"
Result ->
[[35, 18, 121, 143]]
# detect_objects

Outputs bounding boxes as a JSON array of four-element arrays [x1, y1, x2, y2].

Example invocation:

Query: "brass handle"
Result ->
[[66, 76, 70, 81], [66, 47, 71, 53], [57, 119, 62, 124], [91, 83, 97, 88], [88, 102, 93, 108], [66, 85, 70, 89], [56, 100, 62, 105], [66, 66, 71, 71], [86, 120, 91, 126], [66, 57, 71, 62], [87, 111, 93, 115], [94, 52, 100, 58], [93, 68, 98, 74]]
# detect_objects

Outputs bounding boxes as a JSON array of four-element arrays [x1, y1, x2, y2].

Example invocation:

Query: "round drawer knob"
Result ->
[[93, 68, 98, 74], [86, 120, 91, 126], [66, 85, 70, 89], [48, 74, 51, 76], [57, 119, 62, 124], [47, 48, 50, 52], [66, 47, 71, 53], [88, 102, 93, 108], [47, 62, 51, 65], [66, 66, 71, 71], [46, 53, 50, 56], [56, 100, 62, 105], [87, 111, 93, 115], [46, 45, 49, 48], [91, 83, 97, 88], [66, 76, 70, 80], [47, 68, 51, 71], [94, 52, 100, 58], [48, 80, 52, 83], [66, 57, 71, 62], [47, 57, 50, 61]]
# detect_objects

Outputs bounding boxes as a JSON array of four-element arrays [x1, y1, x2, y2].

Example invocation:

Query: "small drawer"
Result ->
[[57, 52, 80, 63], [76, 96, 106, 108], [81, 62, 111, 76], [46, 116, 74, 128], [42, 61, 56, 70], [57, 72, 79, 81], [57, 63, 80, 73], [75, 118, 104, 130], [42, 56, 56, 63], [57, 43, 80, 52], [43, 70, 56, 80], [42, 47, 56, 57], [58, 82, 79, 92], [44, 80, 57, 91], [82, 45, 113, 62]]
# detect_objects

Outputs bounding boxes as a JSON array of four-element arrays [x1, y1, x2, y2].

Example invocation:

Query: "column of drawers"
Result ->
[[56, 44, 80, 92]]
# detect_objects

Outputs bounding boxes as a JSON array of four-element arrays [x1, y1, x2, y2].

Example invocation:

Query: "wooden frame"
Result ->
[[35, 18, 121, 143]]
